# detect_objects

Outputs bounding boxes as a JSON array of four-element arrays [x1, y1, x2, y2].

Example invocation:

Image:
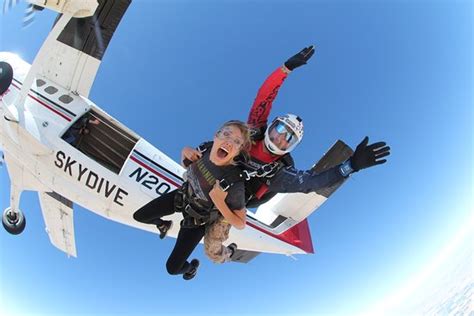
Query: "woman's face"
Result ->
[[210, 125, 245, 166]]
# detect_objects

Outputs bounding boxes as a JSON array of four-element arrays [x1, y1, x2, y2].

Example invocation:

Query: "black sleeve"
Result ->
[[267, 165, 345, 194]]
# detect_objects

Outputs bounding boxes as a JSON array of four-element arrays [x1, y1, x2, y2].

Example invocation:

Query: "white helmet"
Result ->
[[264, 114, 304, 155]]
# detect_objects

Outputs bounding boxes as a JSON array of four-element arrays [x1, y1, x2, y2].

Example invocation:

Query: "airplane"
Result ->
[[0, 0, 353, 263]]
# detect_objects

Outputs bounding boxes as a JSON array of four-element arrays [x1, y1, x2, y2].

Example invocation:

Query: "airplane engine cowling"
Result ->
[[0, 62, 13, 96]]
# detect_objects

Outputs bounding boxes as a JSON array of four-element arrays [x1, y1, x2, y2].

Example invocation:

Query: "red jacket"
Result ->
[[247, 66, 289, 165], [247, 67, 288, 132], [245, 67, 290, 202]]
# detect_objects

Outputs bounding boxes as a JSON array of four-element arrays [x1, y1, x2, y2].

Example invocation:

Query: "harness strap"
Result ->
[[241, 153, 294, 181], [219, 171, 245, 191], [242, 160, 282, 180], [197, 141, 213, 154], [178, 163, 245, 228], [177, 182, 221, 228]]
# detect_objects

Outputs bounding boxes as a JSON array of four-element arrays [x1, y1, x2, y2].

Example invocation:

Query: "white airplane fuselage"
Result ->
[[0, 52, 309, 257]]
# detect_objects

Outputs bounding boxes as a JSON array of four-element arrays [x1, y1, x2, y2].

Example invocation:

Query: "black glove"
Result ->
[[284, 46, 315, 71], [350, 137, 390, 172]]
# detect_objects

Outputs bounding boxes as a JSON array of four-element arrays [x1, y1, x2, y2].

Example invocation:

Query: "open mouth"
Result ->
[[217, 147, 229, 159]]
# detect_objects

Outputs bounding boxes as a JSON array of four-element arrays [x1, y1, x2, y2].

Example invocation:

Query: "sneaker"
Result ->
[[183, 259, 200, 281], [227, 243, 237, 261], [157, 220, 172, 239], [227, 243, 237, 260]]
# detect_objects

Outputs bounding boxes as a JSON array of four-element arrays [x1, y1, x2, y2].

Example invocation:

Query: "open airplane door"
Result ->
[[38, 191, 77, 257]]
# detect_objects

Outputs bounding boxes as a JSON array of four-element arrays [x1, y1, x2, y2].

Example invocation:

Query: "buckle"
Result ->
[[242, 170, 253, 181], [257, 163, 275, 177], [194, 217, 206, 226], [262, 164, 273, 173], [219, 179, 231, 192]]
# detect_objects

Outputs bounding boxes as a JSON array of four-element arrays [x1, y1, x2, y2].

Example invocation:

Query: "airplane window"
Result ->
[[36, 79, 46, 87], [59, 95, 73, 104], [44, 86, 58, 95]]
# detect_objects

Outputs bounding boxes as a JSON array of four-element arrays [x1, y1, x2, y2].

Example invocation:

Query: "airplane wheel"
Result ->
[[0, 61, 14, 95], [2, 207, 26, 235]]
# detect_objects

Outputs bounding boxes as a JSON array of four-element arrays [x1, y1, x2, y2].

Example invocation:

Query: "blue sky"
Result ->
[[1, 1, 472, 315]]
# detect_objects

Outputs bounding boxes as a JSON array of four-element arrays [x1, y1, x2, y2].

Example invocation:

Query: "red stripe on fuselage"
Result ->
[[10, 82, 72, 121], [130, 156, 181, 188], [28, 94, 72, 121], [246, 219, 314, 254]]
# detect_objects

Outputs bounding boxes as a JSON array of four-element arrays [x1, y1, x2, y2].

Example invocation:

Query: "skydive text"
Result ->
[[54, 151, 128, 206]]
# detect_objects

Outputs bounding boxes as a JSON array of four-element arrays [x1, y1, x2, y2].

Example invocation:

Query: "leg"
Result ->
[[204, 218, 232, 263], [133, 190, 177, 225], [166, 225, 206, 275]]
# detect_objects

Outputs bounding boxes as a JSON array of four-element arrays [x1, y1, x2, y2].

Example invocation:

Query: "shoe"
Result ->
[[183, 259, 200, 281], [227, 243, 237, 257], [157, 220, 172, 239], [227, 243, 237, 260]]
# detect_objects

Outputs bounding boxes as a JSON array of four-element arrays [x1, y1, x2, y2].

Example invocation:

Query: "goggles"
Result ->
[[216, 128, 244, 148], [269, 121, 299, 148]]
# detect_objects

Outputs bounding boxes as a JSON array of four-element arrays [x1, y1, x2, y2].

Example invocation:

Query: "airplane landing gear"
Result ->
[[3, 185, 25, 235], [2, 207, 26, 235]]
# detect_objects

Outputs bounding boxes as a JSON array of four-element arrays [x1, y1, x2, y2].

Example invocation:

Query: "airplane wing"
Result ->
[[38, 191, 77, 257], [233, 140, 352, 261], [30, 0, 131, 98], [253, 140, 353, 230]]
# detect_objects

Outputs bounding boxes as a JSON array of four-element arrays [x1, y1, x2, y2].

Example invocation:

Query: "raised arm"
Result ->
[[268, 137, 391, 193], [268, 165, 345, 194], [247, 67, 289, 129], [247, 46, 315, 130]]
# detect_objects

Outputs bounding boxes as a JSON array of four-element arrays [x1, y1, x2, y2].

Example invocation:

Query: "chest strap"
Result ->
[[242, 161, 282, 180]]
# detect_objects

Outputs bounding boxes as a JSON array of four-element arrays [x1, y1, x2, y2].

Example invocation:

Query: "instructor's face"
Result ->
[[269, 126, 291, 151], [210, 125, 244, 166]]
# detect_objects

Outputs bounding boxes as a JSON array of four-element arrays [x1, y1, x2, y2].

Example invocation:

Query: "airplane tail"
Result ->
[[279, 218, 314, 254]]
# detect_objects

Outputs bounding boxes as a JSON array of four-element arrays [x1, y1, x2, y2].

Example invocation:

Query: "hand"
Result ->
[[182, 147, 202, 162], [209, 181, 228, 206], [89, 118, 100, 125], [284, 45, 315, 71], [350, 136, 390, 172]]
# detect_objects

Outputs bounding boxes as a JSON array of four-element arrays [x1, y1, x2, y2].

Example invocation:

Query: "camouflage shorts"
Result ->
[[204, 217, 232, 263]]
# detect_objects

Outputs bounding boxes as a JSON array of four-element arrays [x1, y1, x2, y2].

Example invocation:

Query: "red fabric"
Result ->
[[247, 67, 288, 129], [244, 68, 314, 254], [249, 140, 281, 198], [246, 218, 314, 254], [246, 68, 288, 199], [249, 140, 280, 163], [279, 219, 314, 254]]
